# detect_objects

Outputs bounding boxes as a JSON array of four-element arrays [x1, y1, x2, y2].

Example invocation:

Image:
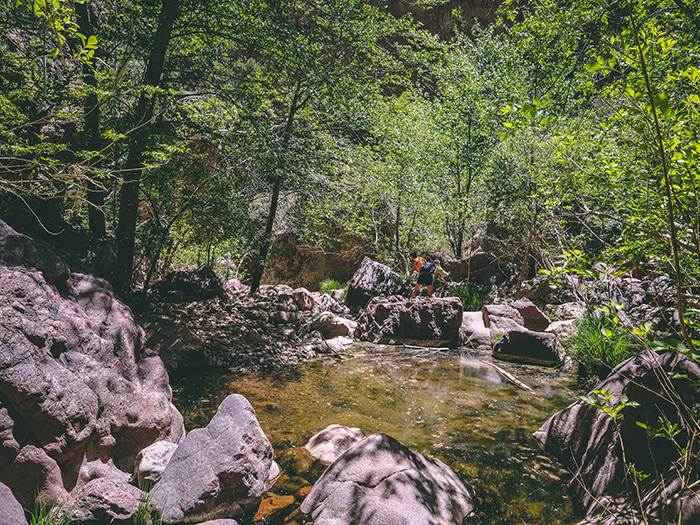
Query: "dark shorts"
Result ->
[[417, 273, 434, 286]]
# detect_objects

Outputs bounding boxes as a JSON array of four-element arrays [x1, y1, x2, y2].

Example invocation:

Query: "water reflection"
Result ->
[[172, 345, 583, 525]]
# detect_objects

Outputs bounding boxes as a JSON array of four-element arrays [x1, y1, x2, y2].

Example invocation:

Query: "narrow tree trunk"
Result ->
[[113, 0, 179, 294], [76, 2, 105, 238], [249, 176, 282, 294]]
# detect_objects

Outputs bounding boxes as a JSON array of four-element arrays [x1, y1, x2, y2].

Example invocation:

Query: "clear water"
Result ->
[[171, 344, 583, 524]]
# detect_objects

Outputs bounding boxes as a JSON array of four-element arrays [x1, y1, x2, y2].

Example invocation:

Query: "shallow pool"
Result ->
[[172, 344, 583, 524]]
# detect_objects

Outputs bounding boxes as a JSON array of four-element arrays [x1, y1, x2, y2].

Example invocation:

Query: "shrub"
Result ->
[[319, 278, 345, 295], [568, 308, 638, 380], [451, 284, 487, 311]]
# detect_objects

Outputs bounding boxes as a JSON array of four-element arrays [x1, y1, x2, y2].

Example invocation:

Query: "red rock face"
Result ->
[[0, 220, 184, 508], [383, 0, 504, 39]]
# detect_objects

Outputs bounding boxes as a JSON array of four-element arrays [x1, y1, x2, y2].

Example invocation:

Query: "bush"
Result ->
[[451, 284, 487, 311], [568, 309, 638, 380], [319, 278, 346, 296]]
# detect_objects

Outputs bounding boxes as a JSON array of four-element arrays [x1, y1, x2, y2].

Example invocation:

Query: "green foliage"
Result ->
[[28, 497, 79, 525], [451, 284, 487, 312], [581, 388, 640, 422], [568, 307, 638, 379], [319, 279, 346, 295], [133, 485, 163, 525]]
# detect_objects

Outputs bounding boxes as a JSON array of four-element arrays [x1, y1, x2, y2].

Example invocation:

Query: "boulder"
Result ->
[[535, 350, 700, 524], [134, 441, 178, 487], [154, 394, 274, 524], [481, 304, 524, 332], [510, 297, 551, 332], [311, 312, 356, 339], [196, 521, 240, 525], [460, 311, 492, 348], [355, 297, 463, 348], [140, 318, 206, 374], [0, 220, 184, 508], [0, 481, 28, 525], [345, 257, 407, 309], [68, 478, 147, 524], [547, 301, 587, 322], [300, 433, 475, 525], [492, 327, 564, 366], [155, 266, 224, 301], [305, 424, 366, 465]]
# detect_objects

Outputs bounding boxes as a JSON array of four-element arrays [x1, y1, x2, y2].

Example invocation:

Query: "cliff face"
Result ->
[[384, 0, 504, 39]]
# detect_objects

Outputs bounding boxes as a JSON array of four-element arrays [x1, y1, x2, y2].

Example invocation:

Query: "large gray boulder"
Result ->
[[345, 257, 407, 308], [535, 350, 700, 524], [0, 220, 184, 509], [0, 481, 27, 525], [154, 394, 274, 524], [300, 433, 475, 525], [355, 297, 463, 348]]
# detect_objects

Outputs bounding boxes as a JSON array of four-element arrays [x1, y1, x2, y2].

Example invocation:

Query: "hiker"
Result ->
[[432, 260, 450, 295], [410, 257, 437, 299]]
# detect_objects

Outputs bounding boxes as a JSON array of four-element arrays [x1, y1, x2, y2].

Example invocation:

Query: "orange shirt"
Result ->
[[411, 256, 426, 274]]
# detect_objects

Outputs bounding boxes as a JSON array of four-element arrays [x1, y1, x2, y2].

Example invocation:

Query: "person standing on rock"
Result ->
[[410, 254, 436, 299]]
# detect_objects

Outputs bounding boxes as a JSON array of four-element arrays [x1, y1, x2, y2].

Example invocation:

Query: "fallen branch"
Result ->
[[479, 360, 535, 394]]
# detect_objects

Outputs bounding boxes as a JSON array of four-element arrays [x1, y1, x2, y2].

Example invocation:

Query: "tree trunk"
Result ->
[[113, 0, 179, 294], [77, 2, 105, 239], [249, 176, 282, 294]]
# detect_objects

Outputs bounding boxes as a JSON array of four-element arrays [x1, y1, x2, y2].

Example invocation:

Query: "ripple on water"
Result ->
[[172, 344, 583, 525]]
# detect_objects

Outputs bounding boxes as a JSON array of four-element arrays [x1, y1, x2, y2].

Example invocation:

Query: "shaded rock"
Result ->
[[305, 424, 366, 466], [0, 220, 184, 508], [492, 327, 563, 366], [510, 297, 551, 332], [517, 273, 581, 305], [156, 266, 224, 301], [155, 394, 274, 524], [535, 350, 700, 524], [300, 433, 475, 525], [355, 297, 463, 348], [345, 257, 407, 309], [78, 458, 130, 486], [68, 478, 147, 524], [460, 311, 492, 348], [0, 481, 28, 525], [323, 336, 354, 354], [141, 318, 205, 374], [547, 301, 587, 322], [134, 441, 178, 487]]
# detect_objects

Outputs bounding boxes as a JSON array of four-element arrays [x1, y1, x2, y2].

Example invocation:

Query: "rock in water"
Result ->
[[155, 394, 274, 524], [300, 433, 475, 525], [355, 296, 463, 348]]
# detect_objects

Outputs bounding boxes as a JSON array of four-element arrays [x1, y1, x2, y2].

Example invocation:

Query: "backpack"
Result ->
[[419, 261, 436, 274]]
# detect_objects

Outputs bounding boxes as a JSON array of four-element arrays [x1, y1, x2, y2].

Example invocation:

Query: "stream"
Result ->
[[171, 343, 584, 524]]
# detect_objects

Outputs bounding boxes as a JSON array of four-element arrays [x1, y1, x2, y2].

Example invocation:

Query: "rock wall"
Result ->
[[0, 220, 184, 508]]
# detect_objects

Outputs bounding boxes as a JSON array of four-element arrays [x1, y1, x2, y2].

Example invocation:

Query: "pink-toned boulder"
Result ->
[[356, 297, 463, 348], [0, 220, 184, 509], [154, 394, 274, 524], [460, 311, 491, 347], [301, 433, 475, 525], [481, 304, 524, 332], [535, 350, 700, 524], [510, 297, 551, 332], [492, 327, 563, 366], [305, 424, 366, 465], [0, 481, 27, 525], [345, 257, 408, 308]]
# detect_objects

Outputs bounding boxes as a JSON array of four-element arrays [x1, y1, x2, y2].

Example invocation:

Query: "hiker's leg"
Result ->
[[427, 284, 434, 297], [411, 283, 420, 299]]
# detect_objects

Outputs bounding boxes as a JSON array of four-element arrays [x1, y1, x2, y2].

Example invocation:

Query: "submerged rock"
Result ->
[[305, 424, 366, 465], [300, 433, 475, 525]]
